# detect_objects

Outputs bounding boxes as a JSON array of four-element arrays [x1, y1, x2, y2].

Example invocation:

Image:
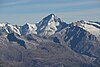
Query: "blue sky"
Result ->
[[0, 0, 100, 25]]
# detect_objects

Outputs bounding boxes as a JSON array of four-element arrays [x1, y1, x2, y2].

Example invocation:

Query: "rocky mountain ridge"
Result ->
[[0, 13, 100, 67]]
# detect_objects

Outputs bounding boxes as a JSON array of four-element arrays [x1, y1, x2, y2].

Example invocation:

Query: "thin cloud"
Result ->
[[55, 8, 100, 22], [0, 0, 32, 7], [8, 0, 99, 9], [0, 0, 99, 8], [56, 8, 100, 16], [0, 0, 100, 24]]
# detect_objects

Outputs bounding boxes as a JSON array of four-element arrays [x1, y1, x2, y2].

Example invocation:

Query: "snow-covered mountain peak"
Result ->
[[24, 23, 37, 30], [23, 23, 31, 29], [39, 13, 60, 24], [0, 23, 21, 35], [36, 13, 66, 35], [24, 23, 30, 26], [49, 13, 56, 20], [0, 14, 99, 37], [20, 23, 37, 35], [0, 22, 38, 35], [49, 13, 55, 17], [0, 23, 5, 27], [72, 20, 100, 37]]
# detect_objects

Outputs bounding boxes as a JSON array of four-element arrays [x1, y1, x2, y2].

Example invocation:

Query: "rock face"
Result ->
[[0, 23, 37, 35], [0, 33, 94, 67], [62, 20, 100, 57], [0, 14, 100, 67], [36, 13, 67, 36], [0, 23, 21, 35], [20, 23, 37, 35]]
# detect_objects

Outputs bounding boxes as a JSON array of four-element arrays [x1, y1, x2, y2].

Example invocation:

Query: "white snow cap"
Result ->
[[75, 20, 100, 37], [0, 23, 5, 27]]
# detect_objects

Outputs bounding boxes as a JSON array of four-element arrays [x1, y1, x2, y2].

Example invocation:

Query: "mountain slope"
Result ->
[[51, 20, 100, 58], [0, 23, 21, 35], [36, 13, 67, 36], [0, 23, 37, 35], [20, 23, 37, 35], [0, 14, 100, 67], [0, 33, 95, 67], [73, 20, 100, 37]]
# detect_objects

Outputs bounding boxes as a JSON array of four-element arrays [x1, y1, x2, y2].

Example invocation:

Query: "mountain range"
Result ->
[[0, 13, 100, 67]]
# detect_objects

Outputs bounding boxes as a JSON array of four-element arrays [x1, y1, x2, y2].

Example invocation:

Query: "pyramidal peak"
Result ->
[[49, 13, 55, 18], [36, 13, 67, 35], [41, 13, 57, 22]]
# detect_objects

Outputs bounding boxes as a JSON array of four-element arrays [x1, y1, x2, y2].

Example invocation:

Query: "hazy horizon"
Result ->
[[0, 0, 100, 25]]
